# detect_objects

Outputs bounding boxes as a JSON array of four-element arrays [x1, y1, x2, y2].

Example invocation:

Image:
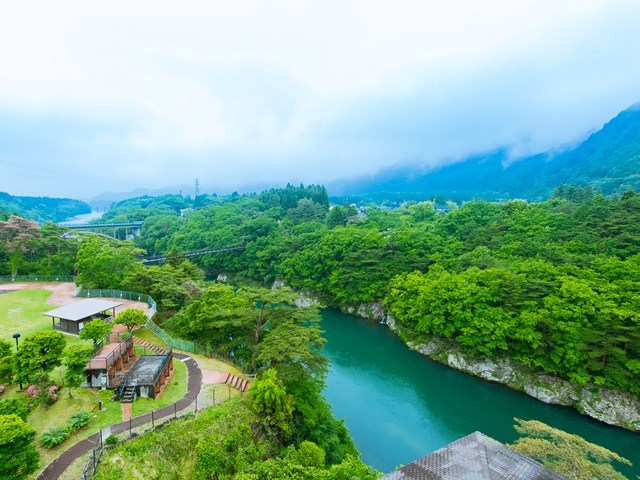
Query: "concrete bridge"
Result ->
[[63, 222, 143, 240]]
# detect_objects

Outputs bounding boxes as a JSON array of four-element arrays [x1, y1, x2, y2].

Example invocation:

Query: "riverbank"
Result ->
[[339, 302, 640, 432]]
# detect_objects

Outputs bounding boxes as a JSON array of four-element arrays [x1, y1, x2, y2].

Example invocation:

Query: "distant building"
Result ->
[[381, 431, 567, 480]]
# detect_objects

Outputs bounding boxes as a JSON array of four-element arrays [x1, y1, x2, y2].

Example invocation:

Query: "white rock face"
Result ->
[[357, 302, 386, 320], [216, 274, 228, 282], [578, 388, 640, 430], [341, 302, 640, 430], [295, 296, 318, 308], [409, 339, 640, 431], [271, 279, 285, 290], [345, 302, 386, 320]]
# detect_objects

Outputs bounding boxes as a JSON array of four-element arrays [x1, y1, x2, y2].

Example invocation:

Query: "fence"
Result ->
[[144, 320, 195, 352], [80, 399, 213, 480], [0, 274, 76, 283], [74, 286, 250, 372], [75, 287, 157, 319], [81, 439, 104, 480]]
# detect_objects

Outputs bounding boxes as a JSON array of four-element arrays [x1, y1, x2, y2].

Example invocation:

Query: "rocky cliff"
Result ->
[[349, 303, 640, 431]]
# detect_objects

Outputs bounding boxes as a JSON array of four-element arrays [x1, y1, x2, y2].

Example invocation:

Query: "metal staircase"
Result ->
[[120, 384, 136, 403]]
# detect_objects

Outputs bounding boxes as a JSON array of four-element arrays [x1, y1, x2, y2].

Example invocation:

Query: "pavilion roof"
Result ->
[[43, 299, 122, 322], [380, 431, 567, 480]]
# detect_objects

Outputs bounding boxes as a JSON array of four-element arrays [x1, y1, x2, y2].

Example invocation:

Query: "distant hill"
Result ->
[[329, 103, 640, 203], [0, 192, 91, 223]]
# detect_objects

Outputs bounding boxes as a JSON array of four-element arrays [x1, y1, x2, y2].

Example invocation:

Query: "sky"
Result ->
[[1, 0, 640, 200]]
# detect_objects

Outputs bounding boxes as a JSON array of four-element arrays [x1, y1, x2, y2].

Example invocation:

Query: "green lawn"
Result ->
[[132, 326, 167, 347], [23, 386, 121, 479], [0, 289, 91, 348]]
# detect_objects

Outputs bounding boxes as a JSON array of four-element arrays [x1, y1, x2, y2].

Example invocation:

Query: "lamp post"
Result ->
[[13, 332, 22, 389]]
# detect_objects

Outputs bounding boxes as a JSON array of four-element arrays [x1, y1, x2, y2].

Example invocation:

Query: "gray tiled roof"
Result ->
[[43, 298, 122, 321], [381, 432, 567, 480]]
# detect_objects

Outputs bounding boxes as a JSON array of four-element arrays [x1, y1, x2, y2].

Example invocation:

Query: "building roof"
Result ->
[[381, 432, 567, 480], [43, 299, 122, 322]]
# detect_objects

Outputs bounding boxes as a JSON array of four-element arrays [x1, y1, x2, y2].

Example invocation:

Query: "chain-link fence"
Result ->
[[0, 274, 76, 283], [75, 287, 157, 318]]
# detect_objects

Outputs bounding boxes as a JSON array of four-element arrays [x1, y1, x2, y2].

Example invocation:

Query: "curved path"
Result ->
[[36, 353, 202, 480]]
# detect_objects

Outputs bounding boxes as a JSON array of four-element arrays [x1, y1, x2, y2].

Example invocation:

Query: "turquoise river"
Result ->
[[320, 309, 639, 477]]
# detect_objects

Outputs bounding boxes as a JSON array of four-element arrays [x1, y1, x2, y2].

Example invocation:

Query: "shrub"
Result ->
[[104, 435, 119, 447], [0, 385, 4, 395], [0, 356, 12, 383], [68, 410, 91, 430], [27, 385, 39, 399], [40, 425, 71, 448], [44, 386, 59, 406], [0, 398, 29, 421]]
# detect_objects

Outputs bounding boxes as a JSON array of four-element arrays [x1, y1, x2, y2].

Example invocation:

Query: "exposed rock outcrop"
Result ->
[[403, 336, 640, 431]]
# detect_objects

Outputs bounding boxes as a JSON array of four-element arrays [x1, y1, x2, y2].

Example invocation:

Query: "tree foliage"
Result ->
[[14, 331, 66, 384], [115, 308, 148, 334], [79, 319, 111, 345], [0, 414, 39, 480], [250, 369, 296, 446], [75, 238, 141, 289], [0, 398, 29, 421], [509, 418, 632, 479], [64, 345, 94, 392]]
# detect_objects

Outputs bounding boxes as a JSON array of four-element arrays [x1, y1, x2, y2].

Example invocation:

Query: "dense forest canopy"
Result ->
[[0, 192, 90, 223], [2, 184, 639, 398]]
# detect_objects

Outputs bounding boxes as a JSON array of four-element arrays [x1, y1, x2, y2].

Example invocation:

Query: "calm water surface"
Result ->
[[321, 309, 639, 477]]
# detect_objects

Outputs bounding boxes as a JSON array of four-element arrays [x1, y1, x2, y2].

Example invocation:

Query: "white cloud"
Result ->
[[0, 0, 639, 197]]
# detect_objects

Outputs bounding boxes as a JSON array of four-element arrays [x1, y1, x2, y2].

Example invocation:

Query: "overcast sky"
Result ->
[[1, 0, 639, 199]]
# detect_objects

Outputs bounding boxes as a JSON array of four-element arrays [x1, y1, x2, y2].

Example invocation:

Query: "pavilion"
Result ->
[[44, 298, 122, 335]]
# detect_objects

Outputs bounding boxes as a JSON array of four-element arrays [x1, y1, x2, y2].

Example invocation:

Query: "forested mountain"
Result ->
[[0, 191, 90, 223], [42, 184, 637, 399], [5, 183, 639, 397], [330, 103, 640, 203]]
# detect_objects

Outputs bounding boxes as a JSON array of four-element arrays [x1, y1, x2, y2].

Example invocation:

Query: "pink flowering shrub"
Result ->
[[45, 385, 59, 405], [0, 385, 5, 395], [27, 384, 59, 406]]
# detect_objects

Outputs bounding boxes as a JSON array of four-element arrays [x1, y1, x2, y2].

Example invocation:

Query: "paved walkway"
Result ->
[[35, 353, 202, 480], [121, 403, 132, 422]]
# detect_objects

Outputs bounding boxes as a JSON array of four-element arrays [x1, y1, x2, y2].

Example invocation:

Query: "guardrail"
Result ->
[[88, 335, 133, 371]]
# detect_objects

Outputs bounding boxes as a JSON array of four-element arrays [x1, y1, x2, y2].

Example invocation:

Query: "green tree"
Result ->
[[0, 398, 29, 421], [0, 340, 11, 359], [0, 355, 13, 383], [115, 308, 148, 334], [509, 418, 631, 479], [14, 331, 66, 384], [249, 369, 295, 446], [79, 319, 111, 346], [254, 322, 327, 387], [0, 414, 39, 480], [75, 238, 141, 289], [63, 345, 93, 398]]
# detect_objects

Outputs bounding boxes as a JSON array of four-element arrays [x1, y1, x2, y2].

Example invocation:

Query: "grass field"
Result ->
[[0, 289, 197, 479], [0, 289, 91, 348]]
